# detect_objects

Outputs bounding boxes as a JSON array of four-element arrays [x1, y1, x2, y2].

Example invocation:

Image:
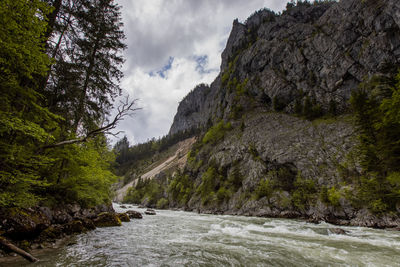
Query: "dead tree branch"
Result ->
[[42, 96, 140, 149], [0, 236, 39, 262]]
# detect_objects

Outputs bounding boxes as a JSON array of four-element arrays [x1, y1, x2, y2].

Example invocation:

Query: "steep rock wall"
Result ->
[[170, 0, 400, 135]]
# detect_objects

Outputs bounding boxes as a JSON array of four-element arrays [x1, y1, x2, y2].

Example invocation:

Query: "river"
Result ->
[[3, 203, 400, 266]]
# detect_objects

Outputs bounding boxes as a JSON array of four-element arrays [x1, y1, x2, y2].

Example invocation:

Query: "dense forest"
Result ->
[[0, 0, 130, 209]]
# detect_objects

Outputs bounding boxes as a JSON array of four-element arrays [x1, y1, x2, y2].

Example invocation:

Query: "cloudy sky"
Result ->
[[114, 0, 287, 145]]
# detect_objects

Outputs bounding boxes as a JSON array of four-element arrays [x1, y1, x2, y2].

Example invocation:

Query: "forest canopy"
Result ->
[[0, 0, 128, 208]]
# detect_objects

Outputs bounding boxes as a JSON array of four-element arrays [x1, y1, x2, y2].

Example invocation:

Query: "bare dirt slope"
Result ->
[[114, 137, 196, 202]]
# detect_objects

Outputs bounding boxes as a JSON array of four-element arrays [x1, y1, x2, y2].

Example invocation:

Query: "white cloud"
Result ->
[[112, 0, 287, 144]]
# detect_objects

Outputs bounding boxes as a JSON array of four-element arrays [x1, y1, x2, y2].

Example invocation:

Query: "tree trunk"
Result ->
[[72, 39, 99, 133], [0, 237, 39, 262]]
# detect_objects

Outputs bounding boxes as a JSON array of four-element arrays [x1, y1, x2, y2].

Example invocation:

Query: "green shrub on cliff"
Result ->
[[291, 173, 317, 211], [202, 121, 232, 144], [349, 72, 400, 213], [167, 170, 194, 206], [253, 179, 274, 201], [156, 198, 169, 209]]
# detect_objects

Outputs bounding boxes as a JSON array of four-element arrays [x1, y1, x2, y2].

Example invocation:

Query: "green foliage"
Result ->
[[221, 55, 239, 86], [45, 139, 118, 207], [348, 72, 400, 213], [197, 167, 219, 205], [115, 128, 200, 167], [227, 165, 244, 191], [253, 179, 274, 201], [235, 78, 249, 96], [291, 173, 316, 211], [327, 186, 341, 207], [0, 0, 53, 208], [124, 178, 165, 207], [167, 170, 194, 206], [248, 143, 260, 161], [202, 121, 232, 144], [352, 174, 398, 214], [302, 96, 323, 120], [0, 0, 126, 209], [156, 198, 169, 209], [231, 104, 244, 120], [216, 187, 232, 203]]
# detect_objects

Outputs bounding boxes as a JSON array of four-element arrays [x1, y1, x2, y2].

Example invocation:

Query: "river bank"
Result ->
[[2, 203, 400, 266], [0, 203, 140, 262]]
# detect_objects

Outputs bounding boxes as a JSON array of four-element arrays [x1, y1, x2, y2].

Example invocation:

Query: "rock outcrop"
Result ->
[[170, 0, 400, 135], [165, 0, 400, 228], [126, 210, 143, 219]]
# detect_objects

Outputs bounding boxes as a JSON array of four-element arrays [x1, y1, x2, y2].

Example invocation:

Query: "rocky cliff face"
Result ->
[[166, 0, 400, 228], [170, 0, 400, 134]]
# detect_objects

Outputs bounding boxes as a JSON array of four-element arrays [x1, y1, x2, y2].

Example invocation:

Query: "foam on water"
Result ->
[[3, 203, 400, 267]]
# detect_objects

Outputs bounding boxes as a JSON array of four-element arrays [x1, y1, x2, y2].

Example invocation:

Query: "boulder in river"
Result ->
[[117, 213, 130, 222], [126, 210, 143, 219], [329, 228, 348, 235], [145, 209, 156, 215], [120, 205, 127, 209], [93, 212, 121, 227]]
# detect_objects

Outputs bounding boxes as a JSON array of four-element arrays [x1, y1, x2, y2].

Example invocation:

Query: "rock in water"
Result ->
[[329, 228, 348, 235], [126, 210, 143, 219], [145, 209, 156, 215], [117, 213, 130, 222], [93, 212, 121, 227]]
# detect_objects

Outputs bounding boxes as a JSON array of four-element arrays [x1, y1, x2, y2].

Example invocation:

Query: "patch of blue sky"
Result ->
[[149, 56, 174, 78], [193, 55, 217, 74]]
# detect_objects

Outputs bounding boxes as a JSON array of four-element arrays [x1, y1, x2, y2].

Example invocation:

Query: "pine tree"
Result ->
[[71, 0, 126, 132]]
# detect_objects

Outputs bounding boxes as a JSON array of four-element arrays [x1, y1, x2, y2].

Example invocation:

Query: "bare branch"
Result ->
[[42, 96, 140, 149]]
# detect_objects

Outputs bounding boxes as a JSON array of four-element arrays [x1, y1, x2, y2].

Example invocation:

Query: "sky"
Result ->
[[113, 0, 287, 145]]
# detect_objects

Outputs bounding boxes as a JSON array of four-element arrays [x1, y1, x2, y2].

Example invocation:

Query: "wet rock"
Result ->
[[36, 225, 64, 242], [93, 212, 121, 227], [80, 218, 96, 230], [120, 205, 127, 209], [0, 208, 51, 239], [126, 210, 143, 219], [52, 209, 73, 224], [117, 213, 130, 222], [145, 209, 156, 215], [329, 228, 348, 235], [63, 220, 86, 235]]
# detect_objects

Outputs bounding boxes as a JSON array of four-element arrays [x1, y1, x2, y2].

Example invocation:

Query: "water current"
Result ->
[[3, 203, 400, 266]]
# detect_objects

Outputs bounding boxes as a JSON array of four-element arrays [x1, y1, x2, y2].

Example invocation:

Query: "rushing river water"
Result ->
[[3, 203, 400, 266]]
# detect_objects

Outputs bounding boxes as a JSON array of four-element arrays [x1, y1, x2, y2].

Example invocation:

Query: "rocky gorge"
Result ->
[[122, 0, 400, 229]]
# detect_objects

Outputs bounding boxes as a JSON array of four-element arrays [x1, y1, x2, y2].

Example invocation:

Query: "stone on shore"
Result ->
[[93, 212, 121, 227]]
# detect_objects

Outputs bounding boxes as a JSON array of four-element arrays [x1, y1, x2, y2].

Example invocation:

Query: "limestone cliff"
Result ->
[[163, 0, 400, 228], [170, 0, 400, 134]]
